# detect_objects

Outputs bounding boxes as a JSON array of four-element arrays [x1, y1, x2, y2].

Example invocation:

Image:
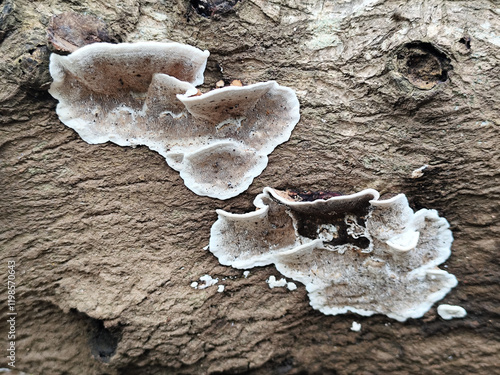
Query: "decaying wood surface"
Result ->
[[1, 0, 499, 374]]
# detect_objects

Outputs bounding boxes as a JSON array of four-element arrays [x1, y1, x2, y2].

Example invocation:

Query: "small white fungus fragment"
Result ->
[[217, 285, 225, 293], [203, 245, 209, 251], [190, 282, 198, 289], [411, 164, 428, 178], [267, 275, 287, 288], [198, 274, 219, 289], [243, 271, 250, 278], [437, 304, 467, 320], [287, 282, 297, 291], [351, 322, 362, 332]]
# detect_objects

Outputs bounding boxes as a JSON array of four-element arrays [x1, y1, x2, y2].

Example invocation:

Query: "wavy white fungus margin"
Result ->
[[48, 42, 300, 200], [209, 187, 458, 321]]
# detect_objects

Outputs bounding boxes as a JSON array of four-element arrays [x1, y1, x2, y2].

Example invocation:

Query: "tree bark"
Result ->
[[1, 0, 499, 374]]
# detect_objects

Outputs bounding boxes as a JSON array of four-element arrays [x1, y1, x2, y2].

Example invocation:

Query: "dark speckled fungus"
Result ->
[[49, 42, 300, 199], [209, 187, 457, 321]]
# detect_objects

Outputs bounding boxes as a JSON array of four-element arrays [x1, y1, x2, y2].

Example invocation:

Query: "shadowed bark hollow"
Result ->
[[0, 0, 499, 374]]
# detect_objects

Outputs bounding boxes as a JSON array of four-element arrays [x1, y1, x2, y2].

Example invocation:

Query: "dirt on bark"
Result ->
[[1, 0, 499, 374]]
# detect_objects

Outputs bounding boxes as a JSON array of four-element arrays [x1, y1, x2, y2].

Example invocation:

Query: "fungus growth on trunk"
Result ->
[[209, 187, 457, 322], [49, 42, 300, 199]]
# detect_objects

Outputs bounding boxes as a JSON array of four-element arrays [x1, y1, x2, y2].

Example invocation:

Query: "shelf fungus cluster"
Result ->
[[209, 187, 457, 321], [49, 42, 300, 199]]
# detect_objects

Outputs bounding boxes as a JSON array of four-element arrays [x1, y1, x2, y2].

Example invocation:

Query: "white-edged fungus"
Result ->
[[217, 285, 225, 293], [209, 187, 458, 322], [48, 42, 300, 199], [437, 304, 467, 320], [243, 271, 250, 278], [287, 282, 297, 291]]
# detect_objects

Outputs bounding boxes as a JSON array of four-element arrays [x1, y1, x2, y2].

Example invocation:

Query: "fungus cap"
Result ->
[[209, 187, 457, 321], [49, 42, 300, 199]]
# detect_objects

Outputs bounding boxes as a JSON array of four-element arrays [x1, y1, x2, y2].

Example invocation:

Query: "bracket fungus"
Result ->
[[48, 42, 300, 199], [209, 187, 458, 321]]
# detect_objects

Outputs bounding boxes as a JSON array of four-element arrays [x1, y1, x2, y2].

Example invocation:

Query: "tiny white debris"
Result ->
[[190, 282, 198, 289], [203, 245, 209, 251], [411, 164, 428, 179], [198, 274, 219, 289], [217, 285, 225, 293], [351, 321, 362, 332], [267, 275, 287, 288], [287, 282, 297, 291], [243, 270, 250, 278], [437, 304, 467, 320]]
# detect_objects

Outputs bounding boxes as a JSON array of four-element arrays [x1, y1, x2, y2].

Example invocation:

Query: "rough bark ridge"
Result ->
[[1, 0, 499, 374]]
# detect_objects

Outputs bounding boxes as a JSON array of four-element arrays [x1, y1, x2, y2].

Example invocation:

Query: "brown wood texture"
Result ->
[[1, 1, 499, 374]]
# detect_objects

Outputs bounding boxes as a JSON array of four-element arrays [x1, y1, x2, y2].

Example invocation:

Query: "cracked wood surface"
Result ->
[[0, 0, 499, 374]]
